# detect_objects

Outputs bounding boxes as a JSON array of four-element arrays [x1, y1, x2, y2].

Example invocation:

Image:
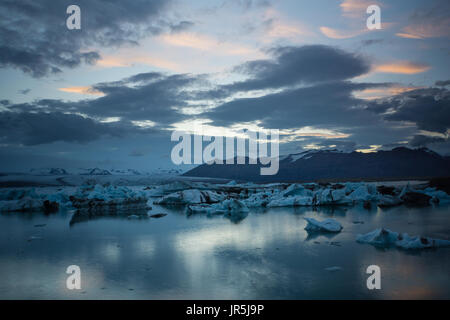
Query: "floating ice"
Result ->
[[325, 266, 342, 272], [155, 189, 225, 205], [356, 228, 450, 249], [304, 218, 343, 233], [70, 184, 149, 212], [188, 198, 249, 215]]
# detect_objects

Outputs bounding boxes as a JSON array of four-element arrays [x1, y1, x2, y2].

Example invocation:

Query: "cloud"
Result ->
[[436, 80, 450, 87], [18, 89, 31, 95], [0, 111, 132, 145], [96, 52, 183, 72], [205, 81, 387, 130], [224, 45, 370, 92], [319, 26, 366, 39], [261, 8, 312, 42], [0, 0, 176, 77], [59, 86, 104, 96], [373, 61, 431, 74], [382, 87, 450, 134], [361, 39, 384, 46], [366, 87, 450, 137], [1, 43, 448, 155], [409, 134, 448, 147], [353, 84, 421, 100], [2, 71, 200, 137], [396, 1, 450, 39], [320, 1, 384, 40], [340, 0, 381, 19], [159, 32, 260, 56]]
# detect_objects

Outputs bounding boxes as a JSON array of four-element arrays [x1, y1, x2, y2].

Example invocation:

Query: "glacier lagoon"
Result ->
[[0, 199, 449, 299]]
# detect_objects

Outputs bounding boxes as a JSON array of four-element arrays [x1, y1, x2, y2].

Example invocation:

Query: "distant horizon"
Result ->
[[0, 145, 448, 174]]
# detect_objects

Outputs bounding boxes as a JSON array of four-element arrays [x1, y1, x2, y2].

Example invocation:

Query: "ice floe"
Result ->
[[356, 228, 450, 249], [154, 189, 225, 205], [187, 198, 249, 215], [1, 180, 449, 214], [304, 218, 343, 233], [70, 184, 149, 212]]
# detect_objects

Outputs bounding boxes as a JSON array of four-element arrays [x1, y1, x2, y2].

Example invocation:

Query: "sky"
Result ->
[[0, 0, 449, 171]]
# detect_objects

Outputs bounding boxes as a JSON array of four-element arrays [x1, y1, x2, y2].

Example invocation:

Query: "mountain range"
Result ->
[[183, 147, 450, 182]]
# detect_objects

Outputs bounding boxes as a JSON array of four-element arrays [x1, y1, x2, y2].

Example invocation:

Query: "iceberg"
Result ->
[[0, 198, 45, 212], [356, 228, 450, 250], [377, 195, 403, 208], [304, 218, 343, 233], [356, 228, 399, 247], [312, 188, 352, 206], [347, 185, 372, 202], [154, 189, 225, 205], [188, 198, 249, 214], [268, 195, 313, 207], [70, 184, 149, 212]]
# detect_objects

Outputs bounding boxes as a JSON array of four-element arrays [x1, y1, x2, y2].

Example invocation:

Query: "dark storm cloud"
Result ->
[[5, 72, 201, 125], [205, 81, 387, 129], [0, 71, 201, 145], [2, 43, 448, 152], [85, 73, 201, 122], [380, 88, 450, 134], [223, 45, 370, 93], [409, 134, 448, 147], [435, 80, 450, 87], [0, 0, 176, 77], [0, 111, 158, 146]]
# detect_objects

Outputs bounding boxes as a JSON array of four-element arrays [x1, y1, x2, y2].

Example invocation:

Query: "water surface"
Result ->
[[0, 203, 449, 299]]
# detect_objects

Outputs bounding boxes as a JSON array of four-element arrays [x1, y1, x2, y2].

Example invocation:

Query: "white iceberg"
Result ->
[[347, 185, 372, 202], [187, 199, 249, 216], [304, 217, 343, 233], [356, 228, 399, 247], [268, 195, 313, 207], [154, 189, 225, 205], [312, 188, 352, 206]]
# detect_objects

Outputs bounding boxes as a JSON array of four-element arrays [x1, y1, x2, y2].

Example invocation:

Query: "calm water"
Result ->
[[0, 202, 449, 299]]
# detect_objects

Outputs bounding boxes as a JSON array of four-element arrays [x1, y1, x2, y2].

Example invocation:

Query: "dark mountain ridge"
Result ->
[[183, 147, 450, 182]]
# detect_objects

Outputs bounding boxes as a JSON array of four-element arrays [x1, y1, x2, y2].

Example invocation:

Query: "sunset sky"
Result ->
[[0, 0, 449, 171]]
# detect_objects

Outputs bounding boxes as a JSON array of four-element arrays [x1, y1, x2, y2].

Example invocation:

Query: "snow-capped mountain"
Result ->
[[183, 147, 450, 182]]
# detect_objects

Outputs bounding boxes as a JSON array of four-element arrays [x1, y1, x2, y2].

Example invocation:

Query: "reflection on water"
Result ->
[[0, 204, 449, 299]]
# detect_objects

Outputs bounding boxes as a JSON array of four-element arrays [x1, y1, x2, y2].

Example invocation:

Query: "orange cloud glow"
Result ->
[[340, 0, 381, 18], [354, 85, 422, 100], [396, 22, 450, 39], [374, 62, 430, 74], [97, 55, 181, 71], [58, 86, 104, 96]]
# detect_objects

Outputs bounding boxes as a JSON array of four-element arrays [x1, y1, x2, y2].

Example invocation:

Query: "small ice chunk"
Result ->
[[324, 266, 342, 272], [356, 228, 398, 247], [127, 215, 141, 219], [304, 218, 343, 233]]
